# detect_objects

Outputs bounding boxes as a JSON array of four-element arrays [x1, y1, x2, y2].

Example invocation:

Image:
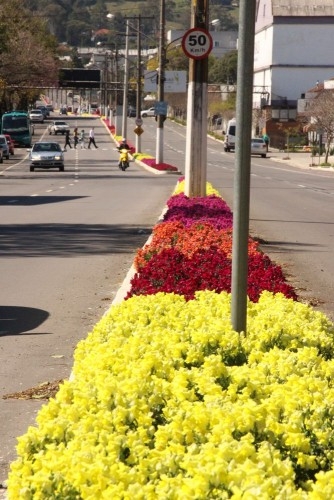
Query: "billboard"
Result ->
[[144, 71, 187, 93], [59, 68, 101, 89]]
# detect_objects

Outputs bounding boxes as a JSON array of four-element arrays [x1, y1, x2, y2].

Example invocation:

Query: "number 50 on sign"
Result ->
[[182, 28, 213, 60]]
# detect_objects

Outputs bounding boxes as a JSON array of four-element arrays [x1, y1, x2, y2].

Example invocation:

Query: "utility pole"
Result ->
[[231, 0, 257, 334], [184, 0, 210, 197], [121, 15, 154, 152], [114, 46, 119, 109], [122, 19, 130, 140], [155, 0, 166, 163], [136, 15, 142, 153]]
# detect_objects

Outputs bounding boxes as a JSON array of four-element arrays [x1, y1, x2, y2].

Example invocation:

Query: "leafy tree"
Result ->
[[0, 0, 59, 110], [208, 50, 237, 84], [305, 89, 334, 163], [210, 3, 238, 31], [165, 46, 189, 72]]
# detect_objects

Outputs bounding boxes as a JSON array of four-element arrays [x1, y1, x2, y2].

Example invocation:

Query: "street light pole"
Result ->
[[155, 0, 165, 163], [136, 15, 142, 153], [122, 19, 130, 139]]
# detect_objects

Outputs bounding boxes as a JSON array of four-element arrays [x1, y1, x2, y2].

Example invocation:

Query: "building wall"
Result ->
[[272, 24, 334, 65], [255, 0, 274, 31], [254, 0, 334, 107]]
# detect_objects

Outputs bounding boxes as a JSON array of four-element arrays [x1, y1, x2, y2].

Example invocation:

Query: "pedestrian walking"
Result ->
[[64, 130, 72, 151], [73, 127, 79, 149], [79, 129, 86, 149], [263, 133, 270, 152], [88, 127, 98, 149]]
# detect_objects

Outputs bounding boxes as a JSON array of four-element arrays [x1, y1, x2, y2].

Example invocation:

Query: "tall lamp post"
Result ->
[[136, 15, 142, 153], [122, 19, 130, 139], [156, 0, 166, 163]]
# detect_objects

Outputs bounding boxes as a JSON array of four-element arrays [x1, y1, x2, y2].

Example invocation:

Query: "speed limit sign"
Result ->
[[182, 28, 213, 60]]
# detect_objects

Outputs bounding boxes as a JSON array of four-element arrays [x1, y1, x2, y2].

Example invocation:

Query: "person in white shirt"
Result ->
[[88, 127, 98, 149]]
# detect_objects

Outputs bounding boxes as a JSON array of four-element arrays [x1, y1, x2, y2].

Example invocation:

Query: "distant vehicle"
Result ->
[[140, 107, 156, 118], [4, 134, 14, 155], [59, 107, 68, 115], [46, 104, 54, 112], [28, 141, 65, 172], [223, 118, 236, 152], [251, 138, 267, 158], [0, 135, 10, 159], [48, 120, 70, 135], [90, 104, 100, 115], [1, 111, 33, 147], [36, 105, 49, 118], [29, 109, 44, 123], [128, 106, 136, 117]]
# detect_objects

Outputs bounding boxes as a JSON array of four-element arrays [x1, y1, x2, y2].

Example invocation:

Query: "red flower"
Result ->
[[126, 248, 297, 302]]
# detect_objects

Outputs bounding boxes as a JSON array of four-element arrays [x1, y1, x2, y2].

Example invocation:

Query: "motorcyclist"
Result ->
[[118, 138, 130, 151], [117, 138, 130, 169]]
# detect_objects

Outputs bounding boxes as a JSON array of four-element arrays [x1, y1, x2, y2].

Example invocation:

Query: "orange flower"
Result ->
[[134, 222, 259, 270]]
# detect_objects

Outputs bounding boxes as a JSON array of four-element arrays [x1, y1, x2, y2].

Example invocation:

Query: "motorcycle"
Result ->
[[118, 148, 129, 171]]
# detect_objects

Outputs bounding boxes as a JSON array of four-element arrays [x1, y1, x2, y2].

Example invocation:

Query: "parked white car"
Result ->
[[140, 107, 156, 118], [251, 138, 267, 158]]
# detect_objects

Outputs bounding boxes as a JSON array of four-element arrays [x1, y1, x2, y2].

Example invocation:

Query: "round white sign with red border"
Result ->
[[182, 28, 213, 60]]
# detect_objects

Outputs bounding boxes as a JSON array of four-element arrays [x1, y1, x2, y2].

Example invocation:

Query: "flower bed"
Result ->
[[8, 180, 334, 499], [132, 153, 179, 172]]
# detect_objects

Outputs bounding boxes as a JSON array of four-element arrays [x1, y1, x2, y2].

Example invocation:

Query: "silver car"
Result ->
[[29, 109, 44, 123], [0, 134, 10, 159], [29, 142, 65, 172], [140, 107, 156, 118], [48, 120, 70, 135], [251, 138, 267, 158]]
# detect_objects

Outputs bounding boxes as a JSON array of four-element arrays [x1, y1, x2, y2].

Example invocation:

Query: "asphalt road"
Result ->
[[1, 115, 334, 490], [0, 115, 178, 487]]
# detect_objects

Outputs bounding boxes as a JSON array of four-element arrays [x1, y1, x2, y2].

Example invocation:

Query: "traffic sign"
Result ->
[[182, 28, 213, 60], [134, 126, 144, 136], [135, 118, 143, 126], [155, 101, 168, 115]]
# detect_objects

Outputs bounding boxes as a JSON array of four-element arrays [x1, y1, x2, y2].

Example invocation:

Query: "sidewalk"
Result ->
[[269, 149, 334, 172]]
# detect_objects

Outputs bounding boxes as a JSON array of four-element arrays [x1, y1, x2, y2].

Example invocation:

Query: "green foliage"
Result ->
[[22, 0, 239, 46], [209, 50, 238, 84], [0, 0, 60, 111]]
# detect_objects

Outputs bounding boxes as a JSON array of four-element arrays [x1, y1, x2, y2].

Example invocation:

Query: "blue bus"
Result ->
[[1, 111, 33, 147]]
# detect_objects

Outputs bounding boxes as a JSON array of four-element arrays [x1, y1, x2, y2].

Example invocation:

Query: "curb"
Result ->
[[101, 119, 182, 175]]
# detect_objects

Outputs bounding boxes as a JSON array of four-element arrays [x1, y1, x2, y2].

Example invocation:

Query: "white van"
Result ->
[[223, 118, 236, 152]]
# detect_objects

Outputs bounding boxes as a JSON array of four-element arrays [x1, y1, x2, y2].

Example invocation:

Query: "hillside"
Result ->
[[26, 0, 239, 47]]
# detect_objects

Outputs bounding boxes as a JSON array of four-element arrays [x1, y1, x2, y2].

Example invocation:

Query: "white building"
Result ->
[[253, 0, 334, 118]]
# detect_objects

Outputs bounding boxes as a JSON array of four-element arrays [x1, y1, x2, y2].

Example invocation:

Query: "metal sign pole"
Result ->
[[231, 0, 257, 334], [155, 0, 166, 164], [122, 20, 130, 140]]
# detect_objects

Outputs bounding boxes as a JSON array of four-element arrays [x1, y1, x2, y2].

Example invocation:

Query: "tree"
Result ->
[[305, 89, 334, 163], [0, 1, 59, 110], [208, 50, 237, 84]]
